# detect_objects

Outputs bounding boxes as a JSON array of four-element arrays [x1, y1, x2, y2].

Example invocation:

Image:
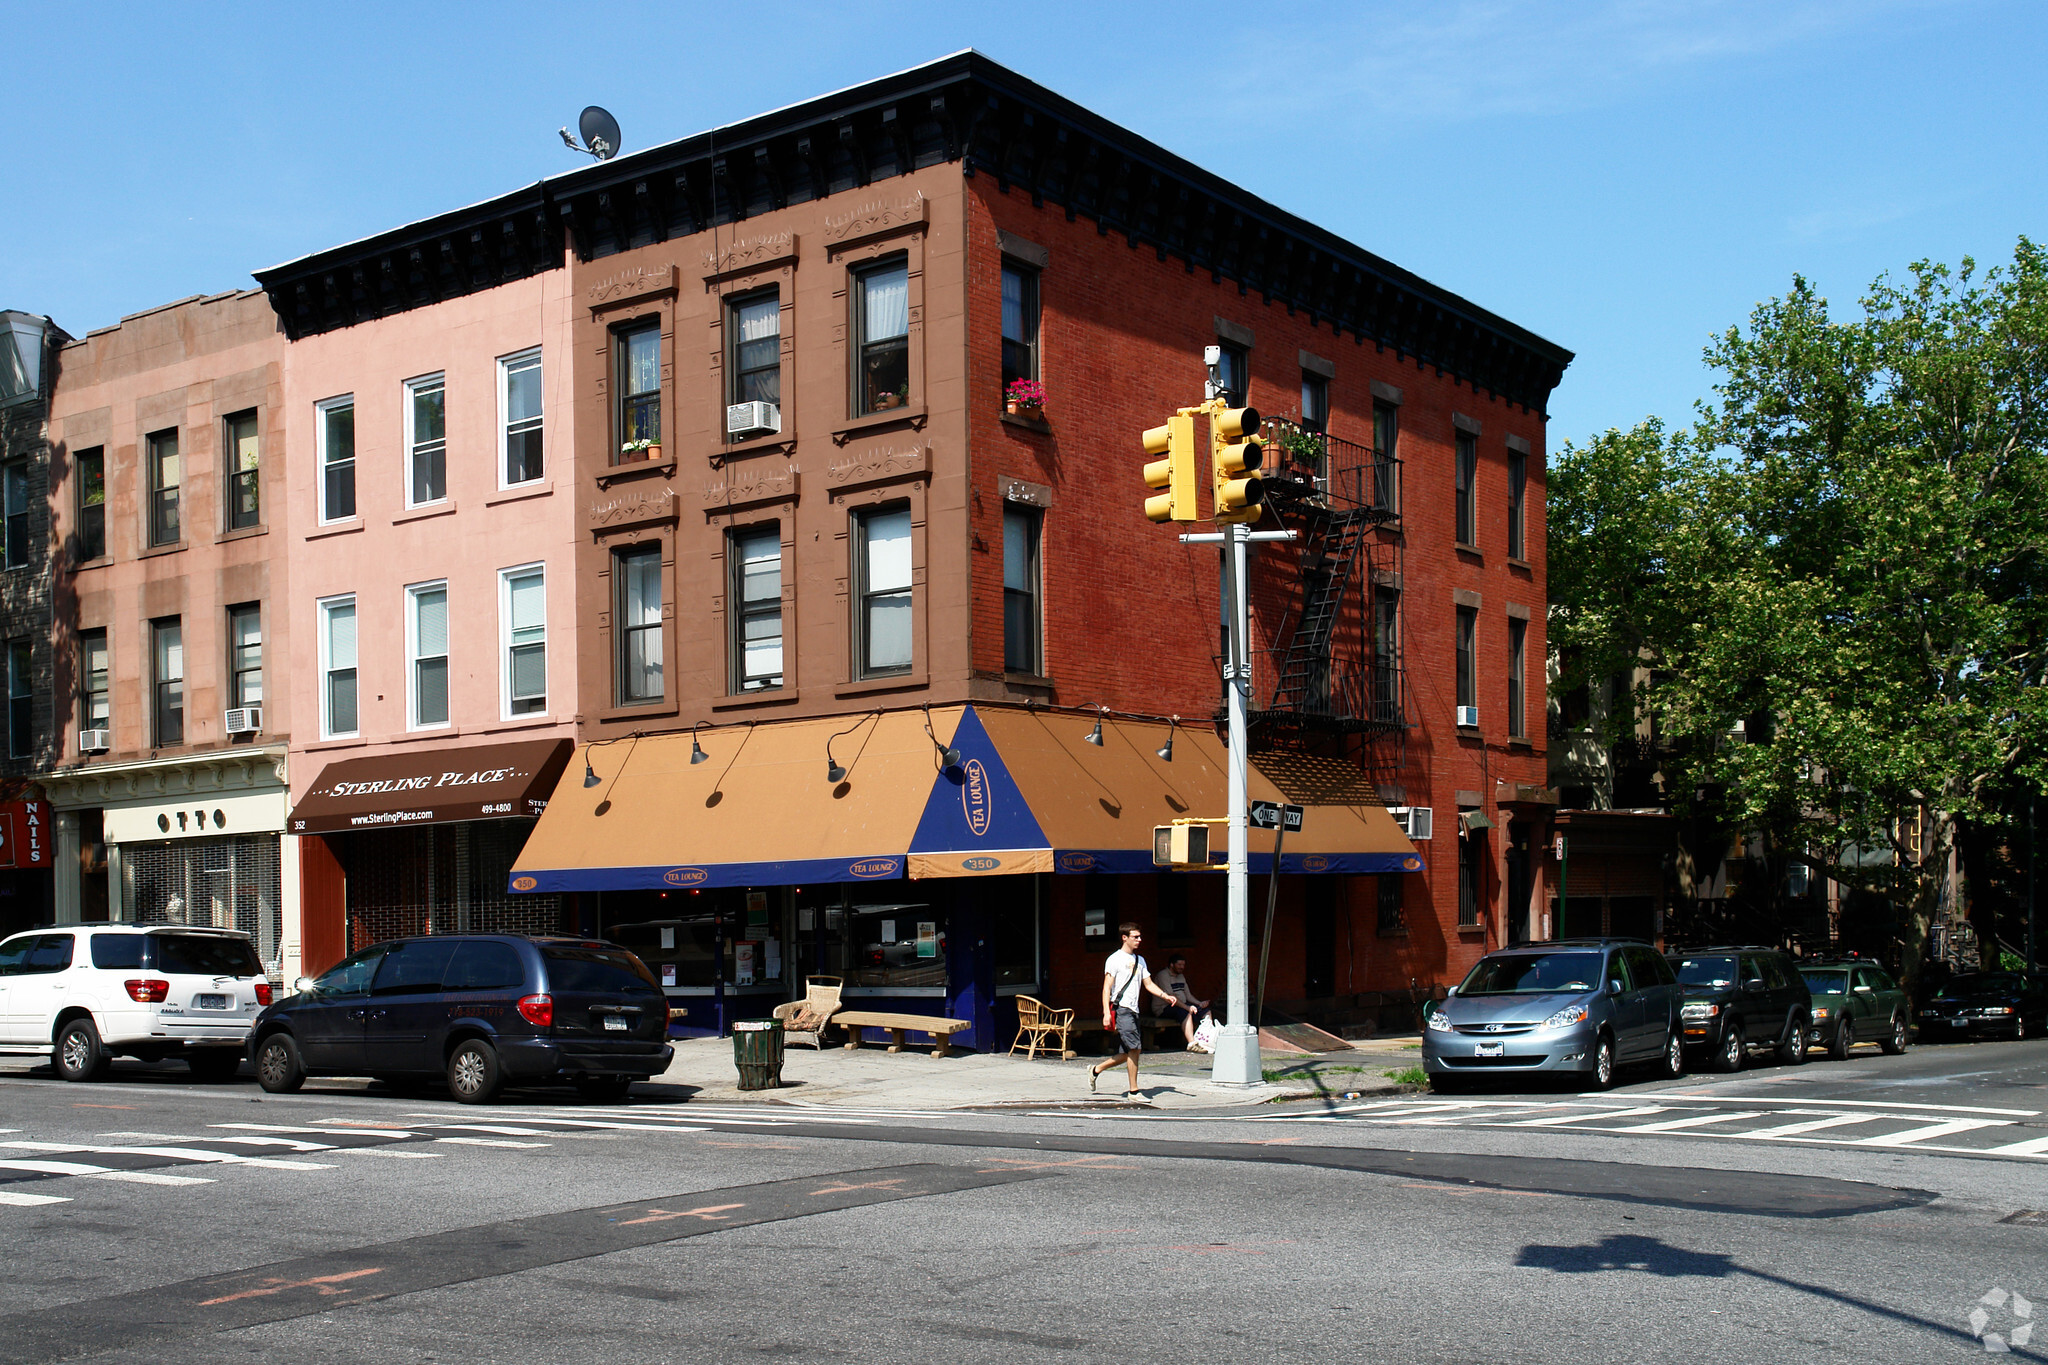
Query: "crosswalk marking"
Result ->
[[215, 1123, 419, 1138], [434, 1137, 549, 1149], [1983, 1133, 2048, 1156], [1510, 1106, 1670, 1127], [0, 1190, 67, 1207], [1855, 1118, 2011, 1147], [90, 1171, 213, 1186], [1615, 1112, 1763, 1134], [1738, 1114, 1883, 1139], [2, 1142, 334, 1171], [422, 1124, 554, 1137], [335, 1148, 442, 1159]]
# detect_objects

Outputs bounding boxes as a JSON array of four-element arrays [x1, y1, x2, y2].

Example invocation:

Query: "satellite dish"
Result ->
[[578, 106, 621, 160]]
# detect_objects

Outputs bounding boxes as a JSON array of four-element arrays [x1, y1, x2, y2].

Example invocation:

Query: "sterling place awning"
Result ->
[[290, 737, 572, 835]]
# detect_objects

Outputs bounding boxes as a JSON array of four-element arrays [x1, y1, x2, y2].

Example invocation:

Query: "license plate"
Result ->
[[602, 1015, 629, 1032], [195, 994, 231, 1010], [1473, 1043, 1505, 1058]]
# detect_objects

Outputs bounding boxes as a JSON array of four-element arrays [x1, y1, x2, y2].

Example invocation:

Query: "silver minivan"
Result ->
[[1423, 940, 1683, 1091]]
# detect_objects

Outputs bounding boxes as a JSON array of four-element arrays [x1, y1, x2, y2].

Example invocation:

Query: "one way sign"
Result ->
[[1249, 801, 1304, 831]]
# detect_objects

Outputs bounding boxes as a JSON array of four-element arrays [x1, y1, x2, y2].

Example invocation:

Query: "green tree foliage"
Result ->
[[1552, 241, 2048, 990]]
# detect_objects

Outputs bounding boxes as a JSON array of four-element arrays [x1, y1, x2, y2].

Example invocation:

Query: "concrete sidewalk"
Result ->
[[649, 1032, 1428, 1111]]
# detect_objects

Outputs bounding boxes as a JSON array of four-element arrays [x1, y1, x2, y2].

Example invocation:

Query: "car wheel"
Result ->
[[1828, 1018, 1854, 1061], [1660, 1030, 1685, 1080], [1590, 1035, 1618, 1090], [1710, 1020, 1745, 1073], [54, 1018, 110, 1082], [1777, 1014, 1809, 1065], [447, 1039, 503, 1105], [575, 1077, 633, 1104], [186, 1050, 241, 1083], [1881, 1014, 1909, 1055], [255, 1033, 305, 1093]]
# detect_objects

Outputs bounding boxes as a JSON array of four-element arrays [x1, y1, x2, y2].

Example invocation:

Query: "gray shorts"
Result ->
[[1113, 1007, 1144, 1053]]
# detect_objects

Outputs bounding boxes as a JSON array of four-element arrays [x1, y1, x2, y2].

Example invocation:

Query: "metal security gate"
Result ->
[[121, 835, 285, 974], [342, 820, 563, 953]]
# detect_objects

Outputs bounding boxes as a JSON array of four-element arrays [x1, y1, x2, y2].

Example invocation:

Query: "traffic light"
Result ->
[[1210, 405, 1264, 524], [1152, 820, 1212, 867], [1143, 413, 1198, 523]]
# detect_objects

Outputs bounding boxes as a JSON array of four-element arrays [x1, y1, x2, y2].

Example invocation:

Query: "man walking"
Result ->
[[1090, 923, 1181, 1098]]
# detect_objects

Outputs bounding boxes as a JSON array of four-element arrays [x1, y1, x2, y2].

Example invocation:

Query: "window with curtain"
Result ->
[[1456, 606, 1477, 714], [1000, 262, 1039, 393], [7, 640, 30, 759], [501, 350, 543, 486], [147, 429, 180, 547], [226, 411, 260, 530], [228, 603, 261, 711], [854, 259, 910, 415], [1215, 342, 1248, 408], [151, 617, 183, 746], [1455, 430, 1478, 546], [730, 527, 783, 692], [855, 505, 912, 677], [410, 583, 449, 728], [504, 567, 546, 715], [615, 324, 661, 458], [615, 546, 663, 703], [729, 293, 781, 411], [1371, 403, 1399, 514], [1003, 504, 1041, 674], [75, 447, 105, 562], [407, 375, 446, 506], [79, 629, 108, 736], [321, 596, 357, 737], [1508, 617, 1527, 739], [1508, 449, 1527, 559], [1300, 372, 1329, 434], [319, 398, 355, 522]]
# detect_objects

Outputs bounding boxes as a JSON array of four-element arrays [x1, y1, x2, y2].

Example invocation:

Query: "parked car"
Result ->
[[1916, 972, 2048, 1041], [1423, 939, 1683, 1091], [246, 934, 674, 1104], [1800, 960, 1911, 1058], [1667, 946, 1812, 1072], [0, 924, 272, 1081]]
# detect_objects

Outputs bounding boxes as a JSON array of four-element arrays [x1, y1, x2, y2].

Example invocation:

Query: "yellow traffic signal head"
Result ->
[[1210, 405, 1265, 524], [1143, 413, 1198, 523]]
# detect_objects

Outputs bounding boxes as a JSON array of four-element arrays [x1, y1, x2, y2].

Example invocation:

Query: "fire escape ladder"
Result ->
[[1268, 505, 1370, 715]]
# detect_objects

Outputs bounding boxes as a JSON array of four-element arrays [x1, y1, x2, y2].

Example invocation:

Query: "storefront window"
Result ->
[[790, 896, 947, 994], [607, 896, 783, 993]]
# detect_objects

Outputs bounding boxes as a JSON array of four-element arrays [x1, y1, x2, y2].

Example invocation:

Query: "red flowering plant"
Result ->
[[1005, 378, 1045, 411]]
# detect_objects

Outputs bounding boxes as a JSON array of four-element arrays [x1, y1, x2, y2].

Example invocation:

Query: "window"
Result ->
[[728, 292, 781, 411], [1507, 448, 1527, 560], [3, 462, 27, 569], [500, 349, 543, 485], [151, 617, 183, 747], [320, 596, 358, 737], [503, 566, 546, 716], [729, 528, 783, 693], [228, 603, 262, 711], [1455, 429, 1477, 546], [1456, 606, 1477, 714], [615, 323, 660, 459], [1376, 875, 1405, 936], [1371, 587, 1401, 723], [854, 258, 910, 415], [1300, 372, 1329, 434], [79, 629, 108, 737], [6, 640, 30, 759], [1507, 616, 1527, 739], [615, 546, 663, 704], [1003, 504, 1041, 674], [75, 447, 105, 561], [146, 429, 180, 547], [1371, 402, 1399, 514], [1458, 828, 1485, 929], [1000, 261, 1039, 393], [318, 398, 355, 522], [225, 410, 259, 530], [408, 582, 449, 728], [406, 374, 446, 506], [1214, 342, 1248, 408], [854, 505, 913, 677]]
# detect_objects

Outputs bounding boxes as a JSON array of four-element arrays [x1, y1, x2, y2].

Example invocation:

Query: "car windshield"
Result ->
[[1802, 971, 1848, 995], [542, 944, 659, 993], [1674, 955, 1739, 988], [150, 933, 263, 976], [1458, 952, 1602, 996]]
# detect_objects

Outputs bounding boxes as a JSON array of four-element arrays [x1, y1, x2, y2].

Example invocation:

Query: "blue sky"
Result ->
[[7, 0, 2043, 447]]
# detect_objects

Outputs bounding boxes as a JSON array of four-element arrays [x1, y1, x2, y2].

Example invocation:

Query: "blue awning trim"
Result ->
[[514, 854, 907, 894]]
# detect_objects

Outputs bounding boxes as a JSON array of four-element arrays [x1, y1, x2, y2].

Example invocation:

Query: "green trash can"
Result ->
[[732, 1019, 784, 1090]]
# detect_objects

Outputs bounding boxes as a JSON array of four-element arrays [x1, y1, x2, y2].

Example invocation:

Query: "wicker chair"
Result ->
[[771, 976, 844, 1050], [1010, 995, 1077, 1060]]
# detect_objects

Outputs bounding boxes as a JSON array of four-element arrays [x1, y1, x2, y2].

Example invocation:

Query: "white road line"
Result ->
[[1983, 1134, 2048, 1156], [0, 1159, 123, 1176], [4, 1142, 334, 1171], [1658, 1095, 2038, 1118], [420, 1116, 708, 1135], [89, 1171, 214, 1186], [1509, 1106, 1670, 1127], [434, 1137, 549, 1149], [1614, 1112, 1764, 1134], [195, 1136, 337, 1152], [0, 1191, 68, 1207], [415, 1124, 555, 1136], [1740, 1114, 1887, 1139], [1856, 1119, 2012, 1147], [214, 1123, 419, 1139], [335, 1148, 443, 1159]]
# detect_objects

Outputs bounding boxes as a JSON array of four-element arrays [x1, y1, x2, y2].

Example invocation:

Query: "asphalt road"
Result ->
[[2, 1035, 2044, 1364]]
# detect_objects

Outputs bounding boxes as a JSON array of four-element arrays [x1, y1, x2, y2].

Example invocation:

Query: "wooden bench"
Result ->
[[834, 1010, 973, 1057]]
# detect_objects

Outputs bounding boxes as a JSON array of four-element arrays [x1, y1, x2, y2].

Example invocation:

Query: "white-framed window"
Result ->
[[407, 581, 449, 729], [500, 564, 546, 717], [317, 397, 356, 524], [318, 595, 358, 737], [499, 348, 543, 487], [614, 545, 663, 704], [405, 374, 447, 507], [729, 527, 782, 692], [853, 504, 913, 678]]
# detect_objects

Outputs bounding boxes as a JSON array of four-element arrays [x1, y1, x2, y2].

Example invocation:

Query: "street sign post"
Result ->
[[1249, 801, 1304, 831]]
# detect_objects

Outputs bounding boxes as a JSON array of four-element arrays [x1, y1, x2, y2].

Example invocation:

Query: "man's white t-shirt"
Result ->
[[1104, 950, 1149, 1011]]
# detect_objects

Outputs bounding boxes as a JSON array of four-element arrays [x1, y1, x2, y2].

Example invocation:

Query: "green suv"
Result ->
[[1801, 960, 1910, 1059]]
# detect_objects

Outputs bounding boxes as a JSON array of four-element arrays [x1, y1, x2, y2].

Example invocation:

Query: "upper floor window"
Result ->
[[1001, 261, 1040, 394], [728, 292, 781, 413], [1214, 342, 1248, 408], [854, 258, 910, 416], [1300, 372, 1329, 434], [79, 629, 108, 739], [1455, 606, 1477, 715], [614, 323, 660, 460], [1372, 587, 1401, 723], [225, 410, 260, 530], [146, 429, 180, 547], [406, 374, 446, 506], [228, 603, 262, 711], [318, 398, 355, 523], [614, 545, 664, 704], [854, 504, 912, 678], [500, 349, 543, 486], [1003, 504, 1042, 675], [1507, 616, 1528, 740], [1371, 403, 1399, 515], [151, 617, 183, 747], [75, 447, 105, 562], [7, 640, 30, 760], [502, 566, 546, 716], [730, 528, 783, 693], [1507, 448, 1527, 560], [3, 462, 27, 569], [320, 596, 358, 737], [1455, 430, 1478, 547], [408, 582, 449, 729]]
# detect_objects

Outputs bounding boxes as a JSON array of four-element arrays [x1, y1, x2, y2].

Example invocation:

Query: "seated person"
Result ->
[[1150, 953, 1213, 1051]]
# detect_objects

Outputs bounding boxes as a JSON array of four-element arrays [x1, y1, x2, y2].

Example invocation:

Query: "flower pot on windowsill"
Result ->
[[618, 445, 660, 465], [1006, 400, 1020, 415]]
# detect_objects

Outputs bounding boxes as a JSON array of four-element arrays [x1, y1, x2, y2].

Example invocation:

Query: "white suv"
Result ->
[[0, 925, 274, 1081]]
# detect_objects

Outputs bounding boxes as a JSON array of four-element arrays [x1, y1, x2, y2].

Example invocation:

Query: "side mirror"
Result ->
[[1744, 979, 1765, 993], [292, 976, 315, 996], [1607, 978, 1624, 996], [1444, 985, 1458, 998], [1854, 984, 1874, 994]]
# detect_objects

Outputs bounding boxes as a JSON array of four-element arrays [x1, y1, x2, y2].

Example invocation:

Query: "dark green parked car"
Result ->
[[1802, 960, 1911, 1059]]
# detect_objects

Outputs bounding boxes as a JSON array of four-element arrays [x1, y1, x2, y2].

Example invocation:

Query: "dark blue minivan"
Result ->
[[247, 935, 674, 1103]]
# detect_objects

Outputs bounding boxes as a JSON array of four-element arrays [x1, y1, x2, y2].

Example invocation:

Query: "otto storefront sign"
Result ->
[[0, 801, 51, 868]]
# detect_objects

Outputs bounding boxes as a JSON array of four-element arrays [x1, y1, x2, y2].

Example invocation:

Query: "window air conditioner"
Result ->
[[224, 707, 262, 736], [1389, 806, 1434, 840], [1455, 704, 1480, 728], [725, 401, 780, 438], [78, 729, 111, 753]]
